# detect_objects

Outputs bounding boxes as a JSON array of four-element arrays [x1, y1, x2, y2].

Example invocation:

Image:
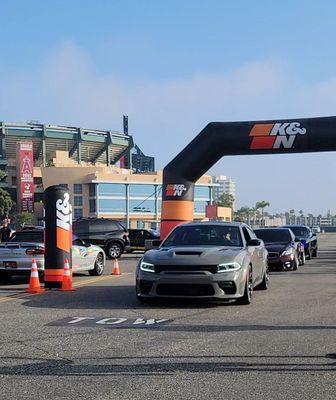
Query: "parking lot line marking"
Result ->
[[73, 273, 132, 288], [0, 273, 133, 304], [0, 292, 32, 303]]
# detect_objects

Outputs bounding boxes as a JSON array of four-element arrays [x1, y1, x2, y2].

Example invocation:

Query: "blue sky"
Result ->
[[1, 0, 336, 214]]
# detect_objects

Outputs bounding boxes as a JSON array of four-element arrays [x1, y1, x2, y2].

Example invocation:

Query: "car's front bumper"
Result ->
[[268, 255, 294, 270], [136, 268, 248, 300]]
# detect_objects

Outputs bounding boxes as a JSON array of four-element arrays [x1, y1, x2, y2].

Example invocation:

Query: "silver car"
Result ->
[[136, 222, 269, 304], [0, 228, 105, 280]]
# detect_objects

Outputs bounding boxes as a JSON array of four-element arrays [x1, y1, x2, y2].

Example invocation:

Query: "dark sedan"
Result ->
[[254, 228, 305, 271], [282, 225, 318, 259], [128, 229, 160, 252]]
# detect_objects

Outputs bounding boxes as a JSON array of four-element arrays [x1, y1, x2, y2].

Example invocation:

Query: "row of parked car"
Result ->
[[0, 218, 159, 281], [135, 222, 319, 304]]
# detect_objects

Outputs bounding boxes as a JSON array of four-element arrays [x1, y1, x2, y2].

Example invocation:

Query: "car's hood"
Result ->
[[264, 243, 290, 253], [144, 246, 245, 265]]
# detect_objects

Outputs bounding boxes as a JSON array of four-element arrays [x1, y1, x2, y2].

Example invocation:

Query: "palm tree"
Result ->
[[255, 201, 270, 227]]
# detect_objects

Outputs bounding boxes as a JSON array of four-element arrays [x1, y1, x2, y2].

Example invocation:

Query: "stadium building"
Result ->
[[1, 119, 227, 228]]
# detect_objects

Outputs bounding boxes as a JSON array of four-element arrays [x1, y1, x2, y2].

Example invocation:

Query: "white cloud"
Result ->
[[0, 42, 288, 165]]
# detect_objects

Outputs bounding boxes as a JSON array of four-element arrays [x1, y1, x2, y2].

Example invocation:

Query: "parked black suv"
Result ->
[[73, 218, 130, 259]]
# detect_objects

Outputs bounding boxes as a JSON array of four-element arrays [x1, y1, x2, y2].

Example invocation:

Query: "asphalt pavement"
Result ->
[[0, 234, 335, 399]]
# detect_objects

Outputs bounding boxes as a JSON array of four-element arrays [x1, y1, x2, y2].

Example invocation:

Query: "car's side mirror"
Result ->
[[247, 239, 261, 247]]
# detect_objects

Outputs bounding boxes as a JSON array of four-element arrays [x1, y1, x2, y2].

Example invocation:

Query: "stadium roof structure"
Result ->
[[0, 121, 133, 166]]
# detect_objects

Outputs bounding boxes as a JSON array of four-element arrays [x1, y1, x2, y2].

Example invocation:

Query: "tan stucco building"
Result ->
[[31, 151, 221, 229]]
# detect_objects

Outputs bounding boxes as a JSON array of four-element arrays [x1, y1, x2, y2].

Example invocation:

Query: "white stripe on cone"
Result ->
[[64, 260, 71, 276], [31, 260, 39, 277]]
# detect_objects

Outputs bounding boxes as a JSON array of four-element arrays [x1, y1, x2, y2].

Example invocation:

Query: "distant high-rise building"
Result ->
[[212, 175, 236, 209]]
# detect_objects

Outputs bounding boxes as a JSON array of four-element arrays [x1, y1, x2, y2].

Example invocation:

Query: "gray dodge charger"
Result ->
[[136, 222, 269, 304]]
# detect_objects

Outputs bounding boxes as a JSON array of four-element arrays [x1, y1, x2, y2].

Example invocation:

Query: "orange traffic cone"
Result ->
[[60, 259, 75, 291], [26, 258, 45, 294], [111, 258, 121, 275]]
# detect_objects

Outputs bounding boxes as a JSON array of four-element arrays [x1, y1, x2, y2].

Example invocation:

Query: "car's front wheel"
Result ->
[[105, 242, 123, 259], [89, 253, 105, 276], [236, 266, 253, 305]]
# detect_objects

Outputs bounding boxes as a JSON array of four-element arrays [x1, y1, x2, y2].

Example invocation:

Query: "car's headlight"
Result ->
[[217, 262, 241, 272], [281, 248, 293, 256], [140, 261, 155, 273]]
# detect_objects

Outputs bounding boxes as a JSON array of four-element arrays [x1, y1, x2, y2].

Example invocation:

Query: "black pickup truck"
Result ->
[[282, 225, 318, 259]]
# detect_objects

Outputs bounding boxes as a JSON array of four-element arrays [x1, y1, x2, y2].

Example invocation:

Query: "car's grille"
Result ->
[[268, 252, 279, 258], [154, 265, 218, 274], [156, 284, 215, 296]]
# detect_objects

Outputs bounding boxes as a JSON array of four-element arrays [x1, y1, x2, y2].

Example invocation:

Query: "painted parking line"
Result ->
[[48, 316, 172, 328], [0, 272, 133, 304]]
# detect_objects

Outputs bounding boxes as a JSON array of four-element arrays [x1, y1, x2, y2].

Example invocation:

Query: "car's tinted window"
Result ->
[[255, 229, 292, 243], [284, 226, 310, 238], [73, 220, 89, 234], [116, 222, 126, 231], [10, 231, 44, 243], [163, 225, 243, 247]]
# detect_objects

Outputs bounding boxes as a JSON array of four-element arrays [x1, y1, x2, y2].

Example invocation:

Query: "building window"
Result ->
[[89, 183, 96, 197], [89, 199, 96, 213], [129, 184, 156, 198], [130, 199, 155, 213], [74, 208, 83, 219], [12, 177, 17, 186], [99, 198, 126, 213], [194, 200, 208, 213], [194, 186, 210, 200], [137, 220, 145, 229], [98, 183, 125, 197], [74, 184, 83, 194], [74, 196, 83, 207]]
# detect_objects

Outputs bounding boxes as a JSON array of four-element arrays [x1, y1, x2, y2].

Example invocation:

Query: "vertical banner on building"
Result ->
[[44, 185, 72, 289], [17, 142, 34, 212]]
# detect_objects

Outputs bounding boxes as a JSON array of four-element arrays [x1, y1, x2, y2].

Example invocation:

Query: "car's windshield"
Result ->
[[285, 227, 310, 238], [162, 225, 243, 247], [255, 229, 291, 244], [9, 231, 44, 243]]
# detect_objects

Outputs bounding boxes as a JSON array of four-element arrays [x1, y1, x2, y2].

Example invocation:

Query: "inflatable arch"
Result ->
[[161, 116, 336, 239]]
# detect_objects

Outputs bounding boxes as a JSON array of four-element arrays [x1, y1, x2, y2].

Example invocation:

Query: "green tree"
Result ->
[[15, 212, 33, 228], [216, 193, 235, 209], [0, 188, 13, 217], [234, 206, 254, 224], [255, 201, 270, 227]]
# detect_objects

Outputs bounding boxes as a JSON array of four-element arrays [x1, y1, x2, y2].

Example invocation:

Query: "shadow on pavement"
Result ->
[[0, 355, 334, 376], [21, 285, 224, 310]]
